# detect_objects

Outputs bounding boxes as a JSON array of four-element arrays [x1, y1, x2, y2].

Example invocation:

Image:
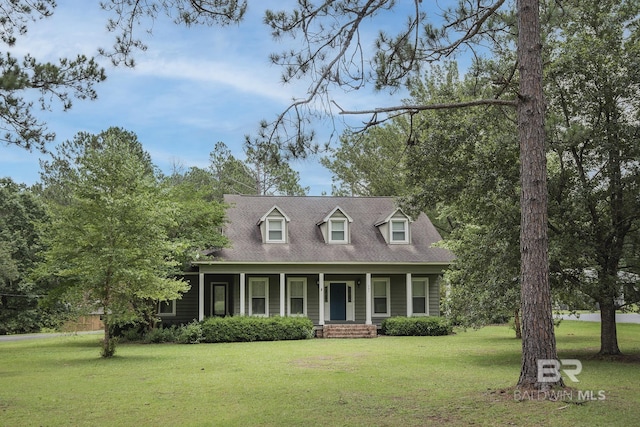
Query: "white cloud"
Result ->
[[133, 57, 296, 103]]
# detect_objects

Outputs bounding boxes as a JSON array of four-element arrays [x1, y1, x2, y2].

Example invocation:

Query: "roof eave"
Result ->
[[192, 260, 453, 266]]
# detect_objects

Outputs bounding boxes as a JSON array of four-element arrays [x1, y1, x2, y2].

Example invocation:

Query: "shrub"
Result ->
[[201, 316, 314, 343], [177, 320, 204, 344], [144, 326, 179, 343], [110, 320, 146, 340], [121, 327, 144, 342], [381, 316, 452, 336]]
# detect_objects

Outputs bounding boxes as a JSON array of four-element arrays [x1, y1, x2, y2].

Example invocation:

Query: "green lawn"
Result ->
[[1, 321, 639, 426]]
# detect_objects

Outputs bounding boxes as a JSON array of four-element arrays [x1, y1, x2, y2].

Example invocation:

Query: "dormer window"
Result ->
[[390, 219, 409, 243], [317, 206, 353, 244], [258, 206, 290, 244], [267, 218, 285, 242], [375, 209, 412, 244]]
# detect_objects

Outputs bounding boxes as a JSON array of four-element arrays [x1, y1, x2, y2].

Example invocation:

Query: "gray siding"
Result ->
[[164, 274, 199, 326], [389, 274, 407, 318], [302, 274, 320, 324], [429, 275, 440, 316]]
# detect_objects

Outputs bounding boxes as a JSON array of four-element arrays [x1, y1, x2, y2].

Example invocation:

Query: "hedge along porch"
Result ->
[[161, 196, 454, 333]]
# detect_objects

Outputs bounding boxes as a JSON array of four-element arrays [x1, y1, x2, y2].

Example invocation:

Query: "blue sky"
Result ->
[[1, 1, 441, 195]]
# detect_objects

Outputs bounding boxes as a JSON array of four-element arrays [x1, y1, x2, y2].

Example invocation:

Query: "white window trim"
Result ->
[[371, 277, 391, 317], [411, 278, 430, 316], [158, 300, 176, 317], [266, 218, 286, 243], [249, 277, 269, 317], [329, 218, 348, 244], [390, 219, 409, 244], [287, 277, 308, 316]]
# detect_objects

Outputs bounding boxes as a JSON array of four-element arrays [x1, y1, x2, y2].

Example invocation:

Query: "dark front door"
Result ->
[[330, 283, 347, 320], [211, 283, 227, 316]]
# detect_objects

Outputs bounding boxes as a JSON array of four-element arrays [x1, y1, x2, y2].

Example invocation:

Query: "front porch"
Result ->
[[165, 265, 443, 329]]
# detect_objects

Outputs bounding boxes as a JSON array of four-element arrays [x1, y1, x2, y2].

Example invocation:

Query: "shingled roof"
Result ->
[[208, 194, 454, 264]]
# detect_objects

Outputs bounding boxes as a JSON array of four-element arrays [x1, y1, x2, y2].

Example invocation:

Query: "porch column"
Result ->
[[198, 272, 205, 321], [427, 278, 431, 316], [365, 272, 372, 325], [406, 273, 413, 317], [239, 272, 246, 316], [318, 273, 325, 325], [280, 272, 286, 317]]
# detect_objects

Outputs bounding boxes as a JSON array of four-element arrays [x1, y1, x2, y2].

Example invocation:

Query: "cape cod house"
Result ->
[[160, 195, 454, 337]]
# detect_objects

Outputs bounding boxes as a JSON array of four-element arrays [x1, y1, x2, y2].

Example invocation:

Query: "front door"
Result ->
[[210, 283, 227, 316], [324, 281, 355, 322], [330, 283, 347, 320]]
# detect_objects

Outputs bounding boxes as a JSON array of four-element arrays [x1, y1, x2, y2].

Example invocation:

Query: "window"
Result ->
[[267, 219, 285, 242], [287, 277, 307, 316], [412, 278, 429, 315], [329, 219, 347, 243], [390, 219, 409, 243], [158, 300, 176, 316], [372, 278, 391, 316], [249, 277, 269, 316]]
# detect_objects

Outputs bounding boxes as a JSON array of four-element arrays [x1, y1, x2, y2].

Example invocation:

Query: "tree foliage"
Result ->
[[0, 178, 66, 333], [545, 0, 640, 355], [209, 141, 308, 196], [99, 0, 247, 66], [320, 125, 410, 197], [0, 0, 106, 150], [39, 128, 214, 356], [161, 169, 229, 267], [399, 62, 522, 332]]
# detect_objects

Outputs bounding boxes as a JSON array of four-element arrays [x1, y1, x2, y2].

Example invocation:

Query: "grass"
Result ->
[[1, 321, 639, 426]]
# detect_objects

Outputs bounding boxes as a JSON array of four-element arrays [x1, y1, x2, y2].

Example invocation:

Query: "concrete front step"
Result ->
[[319, 324, 378, 338]]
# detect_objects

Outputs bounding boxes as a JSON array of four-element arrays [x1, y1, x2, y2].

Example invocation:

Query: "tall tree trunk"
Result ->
[[516, 0, 562, 389], [596, 145, 624, 356], [514, 308, 522, 339], [599, 297, 621, 355], [101, 285, 116, 358], [103, 320, 111, 357]]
